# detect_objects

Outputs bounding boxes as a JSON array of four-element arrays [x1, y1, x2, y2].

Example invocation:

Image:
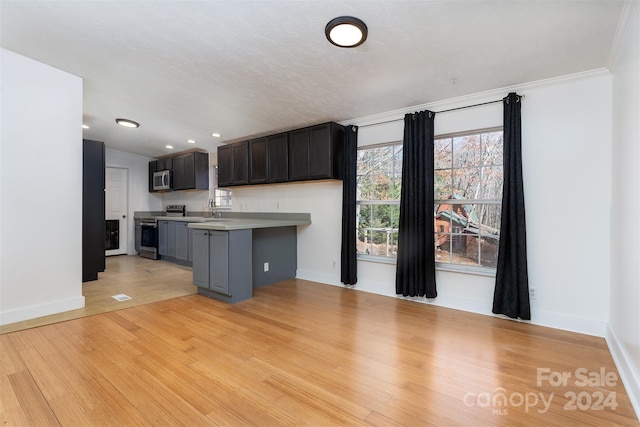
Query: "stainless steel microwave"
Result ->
[[153, 170, 172, 191]]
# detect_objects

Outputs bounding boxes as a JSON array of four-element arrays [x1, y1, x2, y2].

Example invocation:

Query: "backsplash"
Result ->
[[156, 189, 213, 214]]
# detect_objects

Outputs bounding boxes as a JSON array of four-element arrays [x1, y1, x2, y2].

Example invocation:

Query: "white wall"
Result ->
[[232, 180, 344, 277], [0, 49, 85, 325], [105, 149, 163, 254], [609, 1, 640, 418], [233, 70, 613, 337]]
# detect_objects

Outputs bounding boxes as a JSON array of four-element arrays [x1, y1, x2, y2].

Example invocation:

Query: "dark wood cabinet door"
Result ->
[[249, 138, 267, 184], [267, 133, 288, 182], [172, 155, 185, 190], [148, 160, 158, 192], [232, 142, 249, 185], [157, 158, 173, 171], [288, 128, 310, 181], [217, 145, 233, 186], [309, 123, 333, 179], [193, 152, 209, 190], [179, 153, 196, 189]]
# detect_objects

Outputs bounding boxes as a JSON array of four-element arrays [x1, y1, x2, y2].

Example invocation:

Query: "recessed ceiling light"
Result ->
[[166, 145, 174, 149], [187, 139, 196, 144], [82, 124, 90, 129], [325, 16, 368, 48], [211, 132, 221, 138], [115, 118, 140, 128]]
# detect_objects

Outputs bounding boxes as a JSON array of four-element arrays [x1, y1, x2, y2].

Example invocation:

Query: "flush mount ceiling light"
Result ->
[[211, 132, 221, 138], [187, 139, 196, 144], [82, 124, 90, 129], [115, 118, 140, 128], [165, 145, 174, 149], [325, 16, 368, 48]]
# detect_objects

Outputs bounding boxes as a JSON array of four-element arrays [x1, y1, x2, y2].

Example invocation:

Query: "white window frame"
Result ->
[[356, 127, 503, 277]]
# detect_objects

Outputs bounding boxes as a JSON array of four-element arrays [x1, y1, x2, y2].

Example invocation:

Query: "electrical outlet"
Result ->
[[529, 287, 537, 300], [264, 262, 269, 272]]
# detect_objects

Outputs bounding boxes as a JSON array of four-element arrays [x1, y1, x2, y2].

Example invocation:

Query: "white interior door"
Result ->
[[105, 167, 128, 256]]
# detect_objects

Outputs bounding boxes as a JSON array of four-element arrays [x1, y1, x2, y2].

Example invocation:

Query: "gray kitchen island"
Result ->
[[188, 213, 311, 303]]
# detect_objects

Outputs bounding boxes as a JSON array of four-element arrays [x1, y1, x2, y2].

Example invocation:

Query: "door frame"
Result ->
[[105, 166, 129, 256]]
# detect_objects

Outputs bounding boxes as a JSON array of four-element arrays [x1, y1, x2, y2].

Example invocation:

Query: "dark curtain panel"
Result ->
[[493, 92, 531, 320], [341, 125, 358, 285], [395, 111, 437, 298]]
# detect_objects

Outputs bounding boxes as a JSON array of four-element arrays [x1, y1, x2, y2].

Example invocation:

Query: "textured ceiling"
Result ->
[[0, 0, 626, 158]]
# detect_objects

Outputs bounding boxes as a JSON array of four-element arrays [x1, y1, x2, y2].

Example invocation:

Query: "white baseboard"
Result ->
[[0, 296, 85, 326], [606, 326, 640, 422], [296, 269, 607, 336]]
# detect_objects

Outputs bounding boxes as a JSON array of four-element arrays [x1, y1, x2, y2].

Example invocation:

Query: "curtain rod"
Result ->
[[356, 95, 523, 129]]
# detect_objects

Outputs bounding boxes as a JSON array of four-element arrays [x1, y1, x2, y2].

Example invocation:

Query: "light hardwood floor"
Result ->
[[1, 257, 638, 426], [0, 256, 197, 334]]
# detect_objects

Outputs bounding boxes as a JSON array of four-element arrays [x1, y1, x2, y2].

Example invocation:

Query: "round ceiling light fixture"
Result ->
[[115, 118, 140, 128], [211, 132, 221, 138], [325, 16, 368, 48]]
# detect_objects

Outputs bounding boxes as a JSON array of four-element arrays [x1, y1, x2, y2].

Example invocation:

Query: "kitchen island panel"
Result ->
[[252, 227, 297, 289]]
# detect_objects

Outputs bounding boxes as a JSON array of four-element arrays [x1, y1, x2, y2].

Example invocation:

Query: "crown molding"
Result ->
[[607, 0, 639, 72], [342, 68, 611, 128]]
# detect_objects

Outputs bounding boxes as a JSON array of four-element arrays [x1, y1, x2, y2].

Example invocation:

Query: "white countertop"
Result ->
[[187, 218, 311, 231]]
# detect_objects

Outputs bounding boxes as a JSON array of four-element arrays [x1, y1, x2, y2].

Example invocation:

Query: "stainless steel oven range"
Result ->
[[139, 217, 159, 260], [137, 205, 186, 260]]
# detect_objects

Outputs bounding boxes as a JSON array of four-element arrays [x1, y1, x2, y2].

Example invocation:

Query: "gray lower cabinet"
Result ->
[[167, 221, 176, 258], [188, 228, 195, 262], [192, 228, 253, 302], [175, 222, 189, 261], [158, 220, 168, 256], [134, 220, 141, 253], [159, 220, 192, 264], [208, 231, 229, 294], [192, 229, 210, 288]]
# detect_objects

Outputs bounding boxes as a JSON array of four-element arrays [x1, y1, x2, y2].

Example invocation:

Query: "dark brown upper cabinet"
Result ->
[[266, 133, 289, 183], [149, 160, 158, 193], [247, 133, 289, 185], [173, 151, 209, 191], [218, 141, 249, 187], [217, 145, 233, 187], [232, 142, 249, 185], [218, 122, 343, 188], [249, 138, 267, 184], [149, 151, 208, 192], [288, 122, 344, 182]]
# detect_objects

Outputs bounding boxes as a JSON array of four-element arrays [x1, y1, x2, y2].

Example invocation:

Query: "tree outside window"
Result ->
[[356, 128, 503, 270]]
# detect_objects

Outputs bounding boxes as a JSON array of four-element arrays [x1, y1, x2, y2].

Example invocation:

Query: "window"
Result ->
[[356, 128, 503, 271], [357, 144, 402, 257], [214, 166, 232, 208]]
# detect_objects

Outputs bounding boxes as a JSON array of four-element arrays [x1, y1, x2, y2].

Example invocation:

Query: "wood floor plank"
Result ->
[[6, 370, 60, 426]]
